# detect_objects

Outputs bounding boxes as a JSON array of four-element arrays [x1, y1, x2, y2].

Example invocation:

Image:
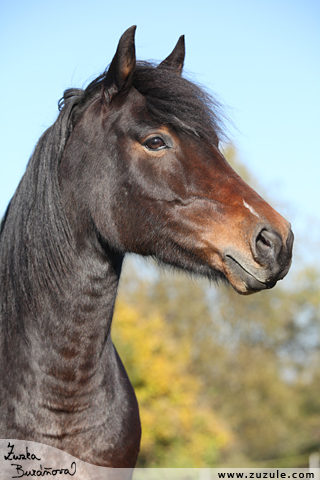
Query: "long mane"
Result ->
[[0, 89, 76, 334]]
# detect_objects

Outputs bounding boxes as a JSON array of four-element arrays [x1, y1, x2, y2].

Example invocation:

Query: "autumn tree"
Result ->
[[112, 293, 232, 467]]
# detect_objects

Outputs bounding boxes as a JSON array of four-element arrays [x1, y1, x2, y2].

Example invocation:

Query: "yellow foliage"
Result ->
[[112, 300, 232, 467]]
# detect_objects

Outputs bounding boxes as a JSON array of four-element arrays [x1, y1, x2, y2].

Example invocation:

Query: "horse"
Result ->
[[0, 26, 293, 468]]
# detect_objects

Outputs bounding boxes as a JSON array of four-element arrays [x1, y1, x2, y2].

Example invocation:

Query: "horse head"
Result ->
[[59, 26, 293, 295]]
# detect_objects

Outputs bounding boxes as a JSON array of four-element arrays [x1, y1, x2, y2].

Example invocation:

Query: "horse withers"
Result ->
[[0, 26, 293, 467]]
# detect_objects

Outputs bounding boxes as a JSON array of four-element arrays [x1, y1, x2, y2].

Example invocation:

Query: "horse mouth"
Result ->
[[225, 255, 277, 294]]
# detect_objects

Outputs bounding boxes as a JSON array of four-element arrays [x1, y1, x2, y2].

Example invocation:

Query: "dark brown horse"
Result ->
[[0, 26, 293, 467]]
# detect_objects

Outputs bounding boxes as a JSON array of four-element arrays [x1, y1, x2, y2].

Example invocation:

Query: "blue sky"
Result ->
[[1, 0, 319, 263]]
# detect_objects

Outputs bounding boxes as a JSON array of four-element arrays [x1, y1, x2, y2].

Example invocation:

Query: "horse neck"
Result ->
[[1, 159, 123, 411], [31, 209, 124, 405]]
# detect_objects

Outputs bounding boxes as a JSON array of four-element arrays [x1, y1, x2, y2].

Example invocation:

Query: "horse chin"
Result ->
[[224, 255, 278, 295]]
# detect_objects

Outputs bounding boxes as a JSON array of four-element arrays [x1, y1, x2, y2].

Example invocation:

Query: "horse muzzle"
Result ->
[[223, 223, 294, 294]]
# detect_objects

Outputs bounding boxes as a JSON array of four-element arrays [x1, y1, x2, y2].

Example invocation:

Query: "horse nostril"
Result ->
[[255, 228, 282, 262], [257, 230, 272, 248]]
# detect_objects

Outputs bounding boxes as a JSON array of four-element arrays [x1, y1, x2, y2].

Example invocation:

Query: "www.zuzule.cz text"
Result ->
[[218, 473, 314, 479]]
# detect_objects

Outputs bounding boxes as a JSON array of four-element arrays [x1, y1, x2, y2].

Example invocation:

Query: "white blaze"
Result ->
[[243, 199, 260, 218]]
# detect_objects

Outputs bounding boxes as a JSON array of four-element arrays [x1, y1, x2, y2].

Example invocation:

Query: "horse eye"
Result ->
[[144, 137, 166, 150]]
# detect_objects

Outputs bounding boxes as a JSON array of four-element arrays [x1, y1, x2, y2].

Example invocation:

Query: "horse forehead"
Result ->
[[106, 89, 148, 128], [121, 88, 147, 115]]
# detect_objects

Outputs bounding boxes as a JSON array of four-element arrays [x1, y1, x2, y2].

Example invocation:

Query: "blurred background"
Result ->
[[1, 0, 320, 468]]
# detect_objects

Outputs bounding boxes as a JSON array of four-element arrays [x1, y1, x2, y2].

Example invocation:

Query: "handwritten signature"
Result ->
[[4, 442, 77, 478], [10, 462, 76, 478]]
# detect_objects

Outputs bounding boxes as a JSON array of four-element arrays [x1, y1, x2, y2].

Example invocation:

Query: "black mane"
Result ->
[[0, 88, 76, 336], [58, 61, 226, 144]]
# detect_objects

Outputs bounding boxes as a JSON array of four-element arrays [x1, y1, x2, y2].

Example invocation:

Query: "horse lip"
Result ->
[[225, 254, 277, 291]]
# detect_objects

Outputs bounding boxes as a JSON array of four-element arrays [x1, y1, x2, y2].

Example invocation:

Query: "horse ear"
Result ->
[[158, 35, 185, 75], [103, 26, 137, 103]]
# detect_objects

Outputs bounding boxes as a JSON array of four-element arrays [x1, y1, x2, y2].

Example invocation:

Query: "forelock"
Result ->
[[132, 61, 227, 143]]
